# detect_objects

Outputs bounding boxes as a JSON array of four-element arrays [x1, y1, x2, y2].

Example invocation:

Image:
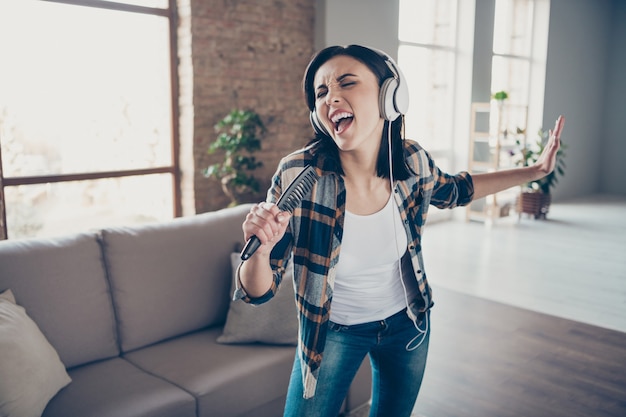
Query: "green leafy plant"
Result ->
[[204, 109, 266, 205], [492, 90, 509, 101], [515, 128, 566, 194]]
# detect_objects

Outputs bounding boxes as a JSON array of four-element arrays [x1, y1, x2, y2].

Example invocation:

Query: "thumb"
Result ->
[[277, 211, 291, 225], [275, 211, 291, 234]]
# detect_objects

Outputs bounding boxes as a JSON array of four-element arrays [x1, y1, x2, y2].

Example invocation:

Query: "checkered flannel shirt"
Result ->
[[235, 138, 474, 398]]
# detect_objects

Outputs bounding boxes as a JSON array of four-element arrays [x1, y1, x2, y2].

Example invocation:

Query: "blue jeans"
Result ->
[[283, 309, 430, 417]]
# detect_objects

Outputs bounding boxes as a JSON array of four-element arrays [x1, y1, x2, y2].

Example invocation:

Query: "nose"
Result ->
[[325, 86, 341, 106]]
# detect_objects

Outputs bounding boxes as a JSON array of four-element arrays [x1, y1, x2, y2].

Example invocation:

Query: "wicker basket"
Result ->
[[516, 192, 551, 219]]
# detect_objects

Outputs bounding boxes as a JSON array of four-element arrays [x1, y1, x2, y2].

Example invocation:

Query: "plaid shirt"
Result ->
[[235, 138, 474, 399]]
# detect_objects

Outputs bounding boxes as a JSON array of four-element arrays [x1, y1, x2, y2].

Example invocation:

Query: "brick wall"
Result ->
[[179, 0, 316, 213]]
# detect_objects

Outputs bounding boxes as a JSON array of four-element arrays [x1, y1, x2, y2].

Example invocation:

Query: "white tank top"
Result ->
[[331, 195, 412, 325]]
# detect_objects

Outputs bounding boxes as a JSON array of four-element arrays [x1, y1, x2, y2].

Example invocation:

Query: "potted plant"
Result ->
[[492, 90, 509, 102], [204, 109, 266, 206], [513, 128, 566, 218]]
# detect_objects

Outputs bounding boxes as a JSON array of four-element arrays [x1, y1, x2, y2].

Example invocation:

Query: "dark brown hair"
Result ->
[[302, 45, 411, 180]]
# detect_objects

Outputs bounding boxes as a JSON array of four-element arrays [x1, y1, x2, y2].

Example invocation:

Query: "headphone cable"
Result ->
[[387, 119, 429, 351]]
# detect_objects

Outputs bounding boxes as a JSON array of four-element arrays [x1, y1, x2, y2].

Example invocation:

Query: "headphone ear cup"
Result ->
[[393, 65, 409, 116], [379, 77, 400, 121], [310, 109, 330, 136], [379, 55, 410, 121]]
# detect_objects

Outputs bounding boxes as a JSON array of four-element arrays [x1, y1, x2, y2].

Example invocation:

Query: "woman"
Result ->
[[236, 45, 565, 417]]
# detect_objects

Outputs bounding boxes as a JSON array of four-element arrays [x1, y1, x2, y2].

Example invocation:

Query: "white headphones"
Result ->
[[310, 48, 409, 136]]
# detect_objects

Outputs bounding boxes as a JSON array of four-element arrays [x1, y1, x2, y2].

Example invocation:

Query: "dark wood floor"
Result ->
[[347, 286, 626, 417], [411, 286, 626, 417]]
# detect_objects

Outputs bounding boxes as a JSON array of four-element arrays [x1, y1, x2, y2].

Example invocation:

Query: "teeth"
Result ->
[[331, 111, 353, 123]]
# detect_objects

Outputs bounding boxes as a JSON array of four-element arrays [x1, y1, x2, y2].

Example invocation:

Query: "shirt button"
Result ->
[[417, 270, 422, 274]]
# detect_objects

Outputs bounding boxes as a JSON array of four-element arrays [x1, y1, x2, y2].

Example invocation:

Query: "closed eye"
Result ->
[[315, 73, 358, 99], [337, 73, 357, 88], [316, 82, 355, 100]]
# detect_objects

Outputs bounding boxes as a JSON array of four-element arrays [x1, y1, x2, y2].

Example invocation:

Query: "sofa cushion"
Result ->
[[124, 327, 295, 417], [218, 253, 298, 345], [42, 357, 196, 417], [101, 204, 253, 352], [0, 289, 71, 417], [0, 233, 119, 368]]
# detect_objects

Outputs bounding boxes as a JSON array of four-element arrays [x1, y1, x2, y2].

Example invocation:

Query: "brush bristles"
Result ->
[[277, 167, 319, 212]]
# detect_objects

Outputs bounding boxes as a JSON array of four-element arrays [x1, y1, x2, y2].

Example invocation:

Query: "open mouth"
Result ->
[[331, 111, 354, 134]]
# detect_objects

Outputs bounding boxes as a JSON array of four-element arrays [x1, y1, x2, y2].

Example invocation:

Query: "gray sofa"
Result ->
[[0, 204, 371, 417]]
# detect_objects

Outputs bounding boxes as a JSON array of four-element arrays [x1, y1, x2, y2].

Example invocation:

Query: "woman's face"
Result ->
[[313, 55, 385, 155]]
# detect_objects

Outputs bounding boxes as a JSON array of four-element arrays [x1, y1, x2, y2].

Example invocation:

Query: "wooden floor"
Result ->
[[424, 193, 626, 333], [346, 194, 626, 417], [414, 287, 626, 417]]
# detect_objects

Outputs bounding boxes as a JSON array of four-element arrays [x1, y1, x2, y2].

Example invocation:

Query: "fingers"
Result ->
[[546, 115, 565, 152], [553, 115, 565, 139], [537, 116, 565, 175], [244, 203, 277, 243], [243, 202, 290, 246]]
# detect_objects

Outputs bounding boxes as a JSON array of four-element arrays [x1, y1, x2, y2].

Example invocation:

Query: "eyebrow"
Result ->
[[315, 73, 358, 91]]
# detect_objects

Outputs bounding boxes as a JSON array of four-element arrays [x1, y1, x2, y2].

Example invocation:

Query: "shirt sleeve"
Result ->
[[233, 259, 289, 305], [234, 161, 294, 305], [427, 150, 475, 209]]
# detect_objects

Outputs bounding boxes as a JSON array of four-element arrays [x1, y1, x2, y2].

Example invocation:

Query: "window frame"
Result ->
[[0, 0, 181, 239], [491, 0, 549, 136], [397, 0, 470, 223]]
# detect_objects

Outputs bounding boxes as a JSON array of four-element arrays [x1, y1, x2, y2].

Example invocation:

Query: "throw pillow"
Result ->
[[217, 253, 298, 345], [0, 289, 72, 417]]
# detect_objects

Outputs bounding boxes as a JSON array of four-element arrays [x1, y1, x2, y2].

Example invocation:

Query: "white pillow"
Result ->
[[217, 253, 298, 345], [0, 289, 71, 417]]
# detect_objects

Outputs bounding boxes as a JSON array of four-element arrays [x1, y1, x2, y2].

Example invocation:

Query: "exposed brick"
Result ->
[[179, 0, 315, 214]]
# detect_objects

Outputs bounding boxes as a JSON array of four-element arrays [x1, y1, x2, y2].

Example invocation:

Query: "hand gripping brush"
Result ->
[[240, 165, 319, 261]]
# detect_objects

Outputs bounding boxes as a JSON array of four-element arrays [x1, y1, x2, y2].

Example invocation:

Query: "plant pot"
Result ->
[[516, 191, 551, 219]]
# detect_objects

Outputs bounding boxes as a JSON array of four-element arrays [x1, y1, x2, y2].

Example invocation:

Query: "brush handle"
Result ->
[[239, 166, 318, 261], [240, 236, 261, 261]]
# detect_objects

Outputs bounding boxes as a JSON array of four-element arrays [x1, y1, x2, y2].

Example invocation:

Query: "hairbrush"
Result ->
[[240, 165, 319, 260]]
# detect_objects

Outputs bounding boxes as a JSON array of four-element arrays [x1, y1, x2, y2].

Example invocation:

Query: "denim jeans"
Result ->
[[283, 309, 430, 417]]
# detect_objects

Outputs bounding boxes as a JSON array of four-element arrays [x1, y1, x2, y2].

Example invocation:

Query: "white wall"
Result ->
[[315, 0, 399, 60], [471, 0, 495, 104], [542, 0, 614, 199], [602, 0, 626, 194]]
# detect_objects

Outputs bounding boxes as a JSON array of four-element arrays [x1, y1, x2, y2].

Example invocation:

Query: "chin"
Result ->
[[334, 140, 360, 153]]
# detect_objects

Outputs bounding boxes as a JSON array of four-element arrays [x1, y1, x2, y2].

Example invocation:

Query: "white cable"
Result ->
[[387, 119, 428, 351]]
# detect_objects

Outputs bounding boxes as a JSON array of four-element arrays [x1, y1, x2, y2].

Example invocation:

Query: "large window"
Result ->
[[398, 0, 458, 161], [397, 0, 549, 222], [398, 0, 472, 222], [492, 0, 534, 105], [491, 0, 550, 135], [0, 0, 178, 240]]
